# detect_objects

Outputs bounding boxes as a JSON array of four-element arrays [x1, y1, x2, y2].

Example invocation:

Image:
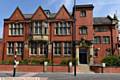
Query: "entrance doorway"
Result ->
[[79, 48, 88, 64]]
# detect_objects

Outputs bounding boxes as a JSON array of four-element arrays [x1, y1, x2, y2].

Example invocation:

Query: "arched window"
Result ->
[[80, 26, 87, 35]]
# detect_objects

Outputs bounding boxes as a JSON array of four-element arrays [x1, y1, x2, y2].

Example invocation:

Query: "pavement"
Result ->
[[0, 71, 120, 80]]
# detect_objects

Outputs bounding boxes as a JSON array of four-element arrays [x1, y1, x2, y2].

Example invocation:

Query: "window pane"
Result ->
[[94, 36, 101, 44], [9, 23, 23, 36], [54, 42, 61, 55], [7, 42, 14, 55], [55, 22, 71, 35], [80, 27, 87, 35], [64, 42, 71, 55], [95, 27, 109, 32], [80, 10, 86, 17], [103, 36, 110, 44]]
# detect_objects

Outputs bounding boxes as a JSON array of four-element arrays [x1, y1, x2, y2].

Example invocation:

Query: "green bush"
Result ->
[[102, 56, 120, 66], [19, 59, 29, 65], [30, 59, 50, 65], [60, 59, 74, 65], [0, 60, 13, 64], [60, 59, 68, 65], [30, 59, 43, 65]]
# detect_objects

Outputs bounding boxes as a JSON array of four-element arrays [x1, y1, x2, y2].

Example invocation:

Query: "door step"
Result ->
[[76, 64, 94, 73]]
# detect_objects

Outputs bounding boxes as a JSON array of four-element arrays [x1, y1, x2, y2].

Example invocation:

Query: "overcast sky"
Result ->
[[0, 0, 120, 38]]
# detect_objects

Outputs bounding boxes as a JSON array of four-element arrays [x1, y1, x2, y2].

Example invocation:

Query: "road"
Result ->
[[0, 72, 120, 80]]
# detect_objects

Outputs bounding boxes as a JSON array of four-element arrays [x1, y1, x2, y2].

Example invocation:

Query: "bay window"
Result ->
[[33, 21, 48, 35]]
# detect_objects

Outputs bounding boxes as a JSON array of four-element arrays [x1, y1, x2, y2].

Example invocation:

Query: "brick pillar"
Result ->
[[48, 44, 52, 60], [24, 42, 29, 60], [61, 42, 64, 57]]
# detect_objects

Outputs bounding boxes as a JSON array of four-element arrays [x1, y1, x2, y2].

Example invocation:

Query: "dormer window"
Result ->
[[80, 10, 86, 17]]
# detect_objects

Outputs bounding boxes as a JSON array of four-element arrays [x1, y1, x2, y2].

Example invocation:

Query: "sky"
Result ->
[[0, 0, 120, 38]]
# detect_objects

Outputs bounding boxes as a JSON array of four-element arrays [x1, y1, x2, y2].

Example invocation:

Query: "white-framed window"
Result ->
[[9, 23, 23, 35], [7, 42, 14, 55], [54, 42, 61, 55], [33, 21, 48, 35], [16, 42, 24, 55], [30, 42, 37, 55], [63, 42, 72, 55], [38, 43, 48, 55], [80, 10, 86, 17], [80, 26, 87, 35], [55, 22, 71, 35], [30, 42, 48, 55]]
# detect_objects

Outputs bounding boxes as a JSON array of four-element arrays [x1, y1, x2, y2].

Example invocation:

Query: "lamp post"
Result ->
[[13, 49, 17, 77], [73, 0, 76, 76]]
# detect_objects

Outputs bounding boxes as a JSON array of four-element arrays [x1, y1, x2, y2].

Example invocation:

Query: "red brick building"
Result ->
[[1, 4, 119, 65]]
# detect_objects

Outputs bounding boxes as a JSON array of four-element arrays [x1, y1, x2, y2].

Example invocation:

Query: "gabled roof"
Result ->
[[9, 7, 25, 20], [55, 5, 71, 19], [31, 6, 47, 20]]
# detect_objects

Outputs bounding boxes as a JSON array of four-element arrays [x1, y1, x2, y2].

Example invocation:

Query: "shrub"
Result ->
[[60, 59, 74, 65], [0, 60, 13, 64], [60, 59, 68, 65], [102, 56, 120, 66], [19, 59, 29, 65], [30, 59, 43, 65], [30, 59, 50, 65]]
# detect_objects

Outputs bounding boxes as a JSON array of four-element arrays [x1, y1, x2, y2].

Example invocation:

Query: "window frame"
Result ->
[[94, 36, 101, 44], [7, 42, 14, 55], [55, 22, 71, 35], [33, 21, 48, 35], [79, 26, 88, 35], [94, 26, 109, 32], [16, 42, 24, 55], [9, 23, 24, 36], [54, 42, 61, 55], [63, 42, 72, 56], [80, 10, 86, 17], [103, 36, 110, 44]]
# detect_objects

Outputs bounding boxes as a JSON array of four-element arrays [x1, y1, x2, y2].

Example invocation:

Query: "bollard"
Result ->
[[68, 61, 72, 72], [101, 63, 106, 73], [44, 61, 48, 72]]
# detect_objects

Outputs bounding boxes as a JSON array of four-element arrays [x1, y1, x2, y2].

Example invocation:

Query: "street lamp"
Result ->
[[13, 49, 17, 77], [44, 41, 53, 72], [73, 0, 76, 76]]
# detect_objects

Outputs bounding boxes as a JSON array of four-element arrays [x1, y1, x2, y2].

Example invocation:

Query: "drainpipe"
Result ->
[[110, 26, 114, 55]]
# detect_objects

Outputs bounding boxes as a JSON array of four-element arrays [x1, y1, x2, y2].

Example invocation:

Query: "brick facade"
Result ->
[[1, 4, 119, 65]]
